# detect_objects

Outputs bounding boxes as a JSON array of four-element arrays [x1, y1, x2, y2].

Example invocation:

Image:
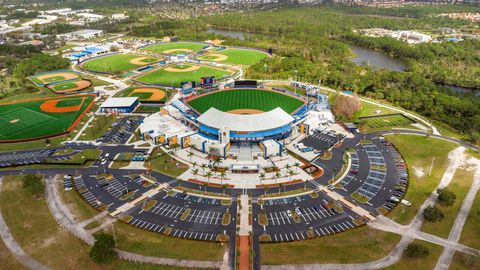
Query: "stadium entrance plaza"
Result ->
[[173, 145, 314, 189]]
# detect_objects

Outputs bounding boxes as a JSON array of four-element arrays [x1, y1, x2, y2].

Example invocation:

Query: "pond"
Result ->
[[207, 28, 250, 40], [349, 44, 406, 72]]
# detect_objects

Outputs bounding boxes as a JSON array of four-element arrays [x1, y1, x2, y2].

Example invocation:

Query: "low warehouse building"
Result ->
[[100, 97, 139, 113]]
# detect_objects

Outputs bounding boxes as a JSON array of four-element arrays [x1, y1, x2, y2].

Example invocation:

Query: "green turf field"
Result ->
[[116, 87, 168, 102], [52, 82, 78, 91], [187, 89, 305, 114], [136, 65, 231, 87], [360, 114, 414, 129], [142, 42, 207, 54], [0, 95, 94, 141], [82, 54, 157, 73], [199, 48, 269, 65], [30, 72, 80, 85]]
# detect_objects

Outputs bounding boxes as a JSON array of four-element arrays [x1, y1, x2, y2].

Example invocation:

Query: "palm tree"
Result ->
[[288, 169, 294, 181], [205, 171, 213, 185], [259, 173, 265, 185], [201, 163, 207, 173], [213, 156, 222, 168], [188, 151, 194, 162], [284, 164, 291, 171], [220, 171, 227, 186], [192, 161, 197, 168], [294, 162, 300, 173], [275, 171, 281, 185], [203, 183, 208, 194], [222, 184, 228, 196], [192, 169, 199, 179], [264, 186, 269, 196]]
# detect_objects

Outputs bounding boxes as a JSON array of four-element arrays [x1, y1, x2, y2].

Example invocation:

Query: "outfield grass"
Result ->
[[385, 135, 458, 225], [202, 48, 269, 65], [0, 95, 94, 141], [420, 166, 475, 238], [113, 221, 224, 261], [136, 65, 231, 87], [386, 240, 443, 270], [260, 226, 400, 264], [116, 87, 168, 102], [187, 89, 305, 114], [82, 54, 157, 73], [142, 42, 207, 54]]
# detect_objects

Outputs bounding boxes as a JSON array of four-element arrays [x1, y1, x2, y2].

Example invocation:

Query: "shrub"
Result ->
[[404, 243, 429, 258], [89, 233, 117, 263], [423, 206, 444, 222], [437, 187, 456, 207], [22, 174, 44, 196]]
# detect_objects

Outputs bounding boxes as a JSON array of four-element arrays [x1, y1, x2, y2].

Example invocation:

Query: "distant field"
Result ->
[[30, 71, 81, 85], [142, 42, 207, 54], [198, 48, 269, 65], [117, 87, 167, 102], [81, 54, 158, 73], [0, 95, 95, 141], [136, 64, 231, 87], [187, 89, 305, 114], [49, 79, 92, 93]]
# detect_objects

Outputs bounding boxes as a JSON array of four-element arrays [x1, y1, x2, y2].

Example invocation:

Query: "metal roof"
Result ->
[[197, 107, 294, 132], [100, 97, 138, 108]]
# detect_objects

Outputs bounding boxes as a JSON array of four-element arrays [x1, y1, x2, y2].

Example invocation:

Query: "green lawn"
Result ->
[[79, 115, 118, 141], [0, 176, 206, 270], [187, 89, 305, 114], [114, 222, 224, 261], [142, 42, 207, 54], [357, 100, 398, 118], [459, 180, 480, 250], [360, 114, 415, 132], [386, 240, 443, 270], [136, 65, 231, 87], [385, 135, 458, 224], [82, 54, 157, 73], [261, 226, 400, 265], [60, 182, 99, 222], [421, 167, 475, 238], [0, 95, 94, 141], [148, 148, 189, 177], [201, 48, 269, 65], [450, 252, 480, 270], [46, 149, 102, 165]]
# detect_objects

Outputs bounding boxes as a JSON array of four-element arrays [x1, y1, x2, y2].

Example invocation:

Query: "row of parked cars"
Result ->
[[380, 138, 411, 213]]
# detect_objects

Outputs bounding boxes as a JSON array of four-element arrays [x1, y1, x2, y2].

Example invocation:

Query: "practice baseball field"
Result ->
[[81, 54, 158, 73]]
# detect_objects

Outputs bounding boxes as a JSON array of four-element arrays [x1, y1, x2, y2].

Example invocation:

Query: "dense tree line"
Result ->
[[13, 53, 70, 80]]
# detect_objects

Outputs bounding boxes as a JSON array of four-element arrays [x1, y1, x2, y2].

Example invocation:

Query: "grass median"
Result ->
[[260, 226, 400, 265]]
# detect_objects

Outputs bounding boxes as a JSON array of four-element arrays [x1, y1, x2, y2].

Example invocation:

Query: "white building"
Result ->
[[76, 12, 104, 23], [57, 29, 104, 41], [111, 13, 129, 21]]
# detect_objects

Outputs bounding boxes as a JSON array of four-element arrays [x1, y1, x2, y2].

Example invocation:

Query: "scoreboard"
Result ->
[[200, 76, 215, 87]]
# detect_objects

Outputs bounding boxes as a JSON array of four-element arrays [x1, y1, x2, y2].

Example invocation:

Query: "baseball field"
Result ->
[[135, 64, 232, 87], [186, 89, 305, 114], [81, 54, 158, 73], [30, 71, 81, 85], [142, 42, 208, 55], [48, 79, 92, 93], [0, 95, 95, 142], [196, 48, 269, 65], [117, 87, 167, 102]]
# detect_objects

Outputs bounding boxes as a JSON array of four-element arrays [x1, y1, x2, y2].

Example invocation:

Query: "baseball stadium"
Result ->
[[0, 94, 95, 142], [185, 88, 307, 142]]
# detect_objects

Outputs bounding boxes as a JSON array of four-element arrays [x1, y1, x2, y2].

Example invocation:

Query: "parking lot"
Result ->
[[97, 116, 143, 144], [0, 148, 68, 167]]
